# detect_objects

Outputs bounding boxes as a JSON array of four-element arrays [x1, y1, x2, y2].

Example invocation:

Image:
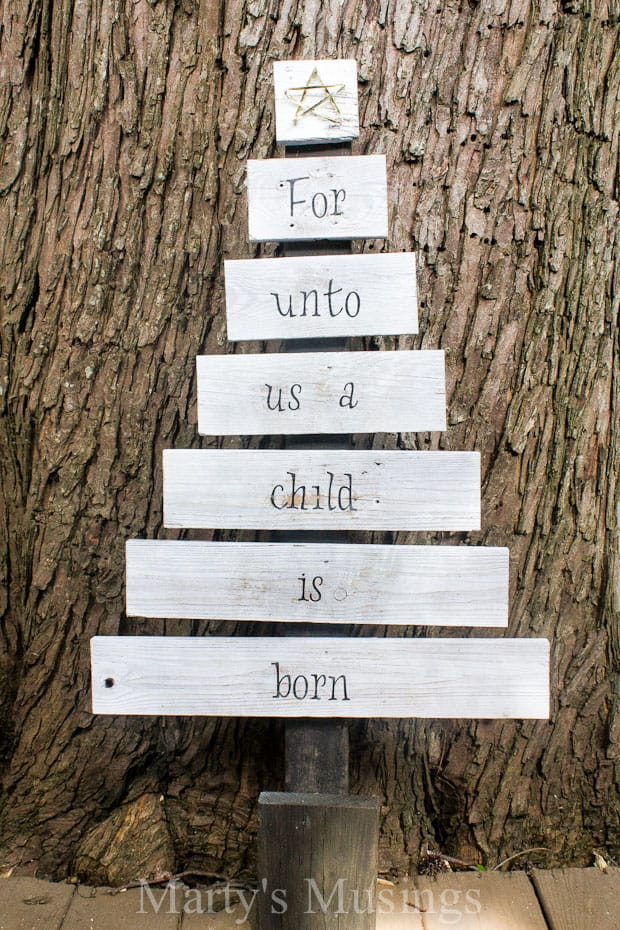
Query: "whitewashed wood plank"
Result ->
[[196, 350, 445, 436], [225, 252, 418, 341], [273, 59, 359, 145], [247, 155, 388, 242], [162, 450, 481, 531], [91, 636, 550, 718], [126, 540, 509, 627]]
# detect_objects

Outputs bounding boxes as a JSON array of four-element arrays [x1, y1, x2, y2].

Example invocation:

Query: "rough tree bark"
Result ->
[[0, 0, 618, 883]]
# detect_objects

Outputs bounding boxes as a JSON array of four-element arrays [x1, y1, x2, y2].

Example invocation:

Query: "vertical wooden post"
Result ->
[[281, 139, 352, 798], [258, 793, 379, 930], [257, 139, 380, 930]]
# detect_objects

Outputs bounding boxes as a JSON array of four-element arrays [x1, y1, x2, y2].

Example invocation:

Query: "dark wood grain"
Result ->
[[279, 138, 354, 796], [257, 792, 379, 930]]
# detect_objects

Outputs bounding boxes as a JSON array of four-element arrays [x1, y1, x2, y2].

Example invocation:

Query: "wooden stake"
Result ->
[[258, 793, 379, 930], [257, 138, 380, 930], [280, 140, 355, 791]]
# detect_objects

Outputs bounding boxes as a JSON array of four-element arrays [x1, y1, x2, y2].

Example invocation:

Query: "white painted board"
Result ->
[[91, 636, 550, 718], [247, 155, 388, 242], [224, 252, 418, 342], [163, 450, 480, 530], [126, 540, 509, 627], [196, 350, 445, 435], [273, 59, 359, 145]]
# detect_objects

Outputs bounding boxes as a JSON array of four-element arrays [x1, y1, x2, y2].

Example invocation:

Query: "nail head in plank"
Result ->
[[273, 59, 360, 145], [532, 867, 620, 930], [224, 252, 418, 342], [196, 350, 445, 436], [125, 540, 509, 627], [162, 449, 481, 531], [91, 636, 550, 719], [0, 876, 75, 930], [246, 155, 388, 242]]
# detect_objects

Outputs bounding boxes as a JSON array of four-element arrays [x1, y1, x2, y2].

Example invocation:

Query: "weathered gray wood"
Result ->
[[257, 792, 379, 930], [125, 540, 508, 627], [224, 252, 418, 342], [196, 350, 445, 435], [407, 872, 550, 929], [162, 450, 481, 531], [90, 636, 550, 719], [273, 59, 359, 145], [284, 721, 349, 794], [246, 156, 388, 241], [532, 867, 620, 930]]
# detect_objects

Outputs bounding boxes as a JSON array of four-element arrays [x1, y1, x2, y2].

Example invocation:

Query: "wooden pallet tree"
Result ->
[[91, 59, 549, 930]]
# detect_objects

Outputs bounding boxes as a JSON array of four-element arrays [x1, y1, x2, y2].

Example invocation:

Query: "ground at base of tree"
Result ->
[[1, 868, 619, 930]]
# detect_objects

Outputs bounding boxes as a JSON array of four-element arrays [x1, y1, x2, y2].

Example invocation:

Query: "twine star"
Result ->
[[285, 67, 346, 126]]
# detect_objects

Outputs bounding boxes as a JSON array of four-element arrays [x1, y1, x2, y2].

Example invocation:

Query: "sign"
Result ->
[[163, 449, 480, 530], [273, 59, 359, 145], [247, 155, 388, 242], [224, 252, 417, 341], [196, 350, 445, 435], [91, 59, 550, 732], [91, 636, 550, 718], [126, 540, 509, 626]]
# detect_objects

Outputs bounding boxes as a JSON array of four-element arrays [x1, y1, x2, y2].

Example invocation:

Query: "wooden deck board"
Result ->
[[181, 900, 256, 929], [0, 877, 74, 930], [532, 867, 620, 930], [3, 870, 619, 929], [61, 885, 179, 929], [413, 872, 549, 929], [375, 878, 425, 928]]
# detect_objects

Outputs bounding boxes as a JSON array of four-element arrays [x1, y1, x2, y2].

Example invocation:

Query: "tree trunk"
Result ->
[[0, 0, 618, 882]]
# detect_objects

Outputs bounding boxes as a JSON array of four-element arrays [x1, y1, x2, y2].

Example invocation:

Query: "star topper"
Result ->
[[285, 67, 346, 126], [273, 59, 359, 144]]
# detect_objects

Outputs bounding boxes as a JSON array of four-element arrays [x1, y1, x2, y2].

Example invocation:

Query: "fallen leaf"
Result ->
[[24, 895, 51, 906]]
